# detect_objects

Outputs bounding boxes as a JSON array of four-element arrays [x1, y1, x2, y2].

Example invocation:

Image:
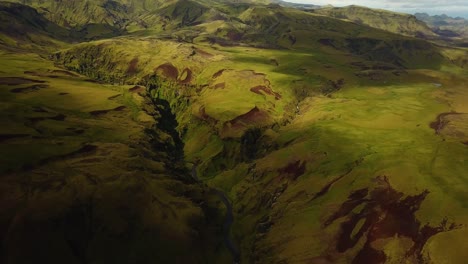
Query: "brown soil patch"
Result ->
[[25, 70, 79, 78], [194, 47, 213, 58], [212, 69, 227, 78], [277, 160, 306, 180], [126, 57, 139, 75], [430, 112, 462, 134], [154, 63, 179, 80], [128, 86, 144, 93], [250, 85, 281, 100], [108, 94, 121, 100], [85, 79, 101, 83], [89, 106, 126, 117], [224, 107, 270, 132], [0, 134, 30, 143], [10, 84, 48, 93], [50, 70, 79, 77], [318, 39, 337, 48], [324, 176, 460, 263], [29, 114, 66, 123], [178, 68, 193, 84], [66, 127, 86, 135], [32, 107, 49, 113], [0, 77, 46, 85], [198, 106, 217, 123], [227, 30, 244, 42], [214, 82, 225, 89]]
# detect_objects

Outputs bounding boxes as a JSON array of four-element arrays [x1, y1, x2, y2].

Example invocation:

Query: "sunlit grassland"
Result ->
[[0, 53, 144, 172], [228, 72, 468, 261]]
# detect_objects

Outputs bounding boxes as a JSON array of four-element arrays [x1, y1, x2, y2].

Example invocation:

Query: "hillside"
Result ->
[[1, 0, 468, 264], [314, 5, 437, 38], [0, 2, 70, 51]]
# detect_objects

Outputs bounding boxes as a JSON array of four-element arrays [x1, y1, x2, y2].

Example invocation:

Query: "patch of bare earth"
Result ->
[[222, 107, 270, 134], [429, 112, 462, 135], [0, 77, 46, 85], [193, 47, 214, 58], [126, 57, 139, 75], [10, 84, 48, 93], [154, 63, 179, 80], [214, 82, 225, 89], [212, 69, 227, 78], [320, 176, 460, 263], [128, 85, 144, 93], [277, 160, 306, 181], [89, 106, 126, 117], [178, 68, 193, 84], [250, 85, 281, 100]]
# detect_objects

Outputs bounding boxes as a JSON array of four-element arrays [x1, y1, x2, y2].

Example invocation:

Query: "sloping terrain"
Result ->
[[314, 5, 437, 38], [0, 2, 70, 51], [1, 0, 468, 264], [0, 51, 233, 263]]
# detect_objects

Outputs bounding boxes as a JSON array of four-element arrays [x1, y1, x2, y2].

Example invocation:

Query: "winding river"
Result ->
[[192, 164, 240, 263]]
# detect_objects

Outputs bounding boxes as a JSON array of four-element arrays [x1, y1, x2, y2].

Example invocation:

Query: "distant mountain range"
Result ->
[[415, 12, 468, 39]]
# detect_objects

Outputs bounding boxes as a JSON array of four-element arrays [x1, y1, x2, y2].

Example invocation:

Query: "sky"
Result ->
[[287, 0, 468, 18]]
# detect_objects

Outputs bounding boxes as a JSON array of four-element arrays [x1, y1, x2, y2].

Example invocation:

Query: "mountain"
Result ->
[[0, 1, 70, 50], [1, 1, 468, 264], [314, 5, 437, 38], [415, 12, 468, 40]]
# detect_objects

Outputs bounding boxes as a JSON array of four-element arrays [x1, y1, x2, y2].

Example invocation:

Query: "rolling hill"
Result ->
[[1, 0, 468, 263], [314, 5, 438, 38]]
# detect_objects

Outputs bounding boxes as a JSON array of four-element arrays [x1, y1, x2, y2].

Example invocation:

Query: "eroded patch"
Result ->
[[108, 94, 121, 100], [229, 107, 269, 125], [324, 176, 460, 263], [24, 70, 79, 78], [154, 63, 179, 80], [198, 106, 217, 124], [430, 112, 462, 135], [28, 114, 66, 123], [277, 160, 306, 180], [227, 30, 244, 41], [250, 85, 281, 100], [126, 57, 139, 75], [178, 68, 193, 84], [212, 69, 227, 78], [128, 85, 144, 93], [214, 82, 225, 89], [0, 77, 46, 85], [10, 84, 48, 93], [89, 106, 126, 117]]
